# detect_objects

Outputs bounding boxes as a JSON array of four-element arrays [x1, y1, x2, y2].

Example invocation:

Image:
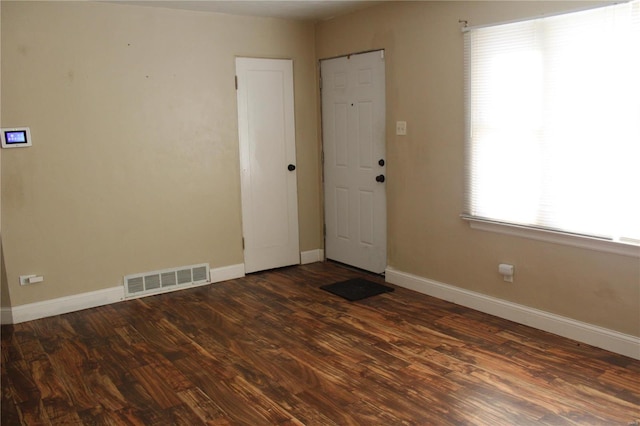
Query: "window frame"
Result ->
[[461, 1, 640, 257], [461, 215, 640, 257]]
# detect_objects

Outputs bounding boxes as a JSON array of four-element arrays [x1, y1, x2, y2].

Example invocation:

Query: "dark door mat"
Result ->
[[320, 278, 394, 301]]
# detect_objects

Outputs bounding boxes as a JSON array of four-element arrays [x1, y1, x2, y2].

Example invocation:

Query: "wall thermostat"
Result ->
[[1, 127, 32, 148]]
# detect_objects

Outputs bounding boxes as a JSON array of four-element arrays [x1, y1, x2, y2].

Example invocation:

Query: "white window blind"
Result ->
[[463, 0, 640, 246]]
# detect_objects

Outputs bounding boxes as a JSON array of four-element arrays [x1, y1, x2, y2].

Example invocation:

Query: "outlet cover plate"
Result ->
[[19, 275, 37, 286]]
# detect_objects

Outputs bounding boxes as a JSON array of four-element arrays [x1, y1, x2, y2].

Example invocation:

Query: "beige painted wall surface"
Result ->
[[0, 0, 7, 310], [316, 1, 639, 337], [1, 1, 321, 306]]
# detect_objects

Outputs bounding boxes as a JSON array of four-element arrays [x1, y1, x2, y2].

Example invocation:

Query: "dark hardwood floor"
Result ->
[[2, 262, 639, 425]]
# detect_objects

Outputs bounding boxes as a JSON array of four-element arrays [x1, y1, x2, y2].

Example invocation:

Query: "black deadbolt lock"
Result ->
[[288, 164, 296, 171], [378, 159, 385, 166]]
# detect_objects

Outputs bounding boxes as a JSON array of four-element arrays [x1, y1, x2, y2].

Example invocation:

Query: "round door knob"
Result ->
[[288, 164, 296, 171], [378, 159, 385, 166], [376, 174, 385, 183]]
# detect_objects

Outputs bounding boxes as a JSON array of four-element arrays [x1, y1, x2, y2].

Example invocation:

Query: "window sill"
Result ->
[[461, 216, 640, 258]]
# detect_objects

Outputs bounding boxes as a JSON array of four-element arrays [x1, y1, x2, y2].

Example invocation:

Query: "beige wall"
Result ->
[[0, 0, 7, 311], [0, 2, 12, 315], [3, 0, 638, 339], [1, 1, 321, 306], [316, 1, 639, 337]]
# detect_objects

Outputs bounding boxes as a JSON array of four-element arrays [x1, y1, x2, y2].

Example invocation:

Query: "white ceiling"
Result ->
[[109, 0, 383, 21]]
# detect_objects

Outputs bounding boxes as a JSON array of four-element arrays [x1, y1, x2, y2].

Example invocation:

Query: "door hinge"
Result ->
[[319, 76, 322, 90], [242, 237, 245, 250], [323, 224, 326, 237], [235, 75, 238, 90]]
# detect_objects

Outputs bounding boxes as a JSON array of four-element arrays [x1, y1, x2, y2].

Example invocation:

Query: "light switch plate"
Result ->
[[396, 121, 407, 136]]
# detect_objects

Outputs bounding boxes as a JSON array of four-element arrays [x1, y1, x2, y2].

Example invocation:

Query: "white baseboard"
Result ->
[[301, 249, 324, 265], [210, 263, 245, 283], [2, 263, 247, 325], [385, 267, 640, 360], [9, 286, 125, 325]]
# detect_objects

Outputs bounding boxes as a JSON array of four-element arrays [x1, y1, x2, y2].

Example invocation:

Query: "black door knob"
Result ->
[[379, 159, 385, 166], [376, 174, 385, 183], [288, 164, 296, 171]]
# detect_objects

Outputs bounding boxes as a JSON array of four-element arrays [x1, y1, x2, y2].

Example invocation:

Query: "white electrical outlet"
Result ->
[[396, 121, 407, 136], [498, 264, 514, 282], [19, 275, 44, 285]]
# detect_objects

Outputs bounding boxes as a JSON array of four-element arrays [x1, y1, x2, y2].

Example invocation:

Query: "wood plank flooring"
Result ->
[[2, 262, 639, 425]]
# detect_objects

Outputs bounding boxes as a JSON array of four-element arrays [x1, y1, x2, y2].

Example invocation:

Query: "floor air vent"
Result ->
[[124, 263, 210, 298]]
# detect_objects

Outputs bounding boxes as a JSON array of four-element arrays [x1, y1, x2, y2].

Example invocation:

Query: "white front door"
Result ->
[[321, 51, 387, 274], [236, 58, 300, 274]]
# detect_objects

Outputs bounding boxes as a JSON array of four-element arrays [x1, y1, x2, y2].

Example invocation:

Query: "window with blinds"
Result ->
[[463, 0, 640, 247]]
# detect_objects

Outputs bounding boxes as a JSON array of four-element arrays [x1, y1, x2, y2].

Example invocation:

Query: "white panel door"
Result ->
[[236, 58, 300, 274], [321, 51, 386, 274]]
